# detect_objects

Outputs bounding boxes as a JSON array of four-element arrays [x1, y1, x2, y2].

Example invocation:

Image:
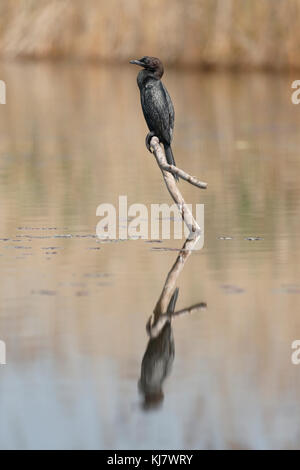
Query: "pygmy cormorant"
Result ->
[[130, 56, 178, 180]]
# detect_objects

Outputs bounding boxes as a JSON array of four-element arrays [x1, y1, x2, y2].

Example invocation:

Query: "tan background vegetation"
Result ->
[[1, 0, 300, 69]]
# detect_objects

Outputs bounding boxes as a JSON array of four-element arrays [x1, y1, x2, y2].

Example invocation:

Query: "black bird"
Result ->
[[130, 56, 178, 180], [138, 288, 179, 410]]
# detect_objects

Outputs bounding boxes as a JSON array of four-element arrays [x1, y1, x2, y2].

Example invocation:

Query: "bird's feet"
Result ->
[[145, 131, 155, 153]]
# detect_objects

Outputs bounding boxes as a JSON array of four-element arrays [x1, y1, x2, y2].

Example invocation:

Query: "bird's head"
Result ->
[[130, 56, 164, 78]]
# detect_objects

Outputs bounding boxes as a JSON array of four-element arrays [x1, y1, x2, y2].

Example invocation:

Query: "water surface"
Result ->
[[0, 62, 300, 449]]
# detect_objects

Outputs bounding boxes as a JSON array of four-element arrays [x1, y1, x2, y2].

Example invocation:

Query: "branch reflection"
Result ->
[[139, 234, 207, 410]]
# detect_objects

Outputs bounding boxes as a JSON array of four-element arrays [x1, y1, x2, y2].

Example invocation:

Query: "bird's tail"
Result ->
[[165, 145, 179, 182]]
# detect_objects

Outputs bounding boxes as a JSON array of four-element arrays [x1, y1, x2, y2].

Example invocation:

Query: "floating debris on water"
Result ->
[[54, 234, 73, 238], [31, 289, 57, 296], [273, 284, 300, 294], [18, 227, 58, 231], [75, 291, 89, 297], [74, 234, 97, 239], [84, 272, 110, 278], [221, 284, 245, 294], [14, 246, 32, 249], [97, 239, 126, 243], [245, 236, 264, 241], [41, 247, 61, 250], [151, 247, 193, 252], [18, 235, 50, 239]]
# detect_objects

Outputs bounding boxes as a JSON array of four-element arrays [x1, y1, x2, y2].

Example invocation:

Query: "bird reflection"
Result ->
[[139, 234, 206, 410]]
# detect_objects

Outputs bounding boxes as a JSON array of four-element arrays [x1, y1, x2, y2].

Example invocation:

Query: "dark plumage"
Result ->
[[138, 288, 179, 409], [130, 56, 178, 180]]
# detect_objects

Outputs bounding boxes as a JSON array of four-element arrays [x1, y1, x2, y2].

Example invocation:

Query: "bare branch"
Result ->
[[153, 233, 201, 321], [150, 137, 204, 235], [150, 136, 207, 189], [147, 301, 207, 339], [172, 302, 207, 318], [146, 136, 207, 332]]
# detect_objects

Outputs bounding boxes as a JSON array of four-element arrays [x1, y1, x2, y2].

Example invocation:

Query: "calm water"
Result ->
[[0, 62, 300, 449]]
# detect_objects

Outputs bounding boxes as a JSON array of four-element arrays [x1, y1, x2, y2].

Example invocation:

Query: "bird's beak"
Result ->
[[130, 59, 145, 67]]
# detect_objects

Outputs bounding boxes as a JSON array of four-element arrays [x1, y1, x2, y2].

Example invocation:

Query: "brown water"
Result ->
[[0, 62, 300, 450]]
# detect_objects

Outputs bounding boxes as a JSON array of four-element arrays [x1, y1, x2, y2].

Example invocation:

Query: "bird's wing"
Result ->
[[141, 82, 172, 145], [161, 82, 175, 138]]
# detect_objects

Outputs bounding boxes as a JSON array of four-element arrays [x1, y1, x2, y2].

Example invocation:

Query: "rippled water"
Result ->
[[0, 62, 300, 449]]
